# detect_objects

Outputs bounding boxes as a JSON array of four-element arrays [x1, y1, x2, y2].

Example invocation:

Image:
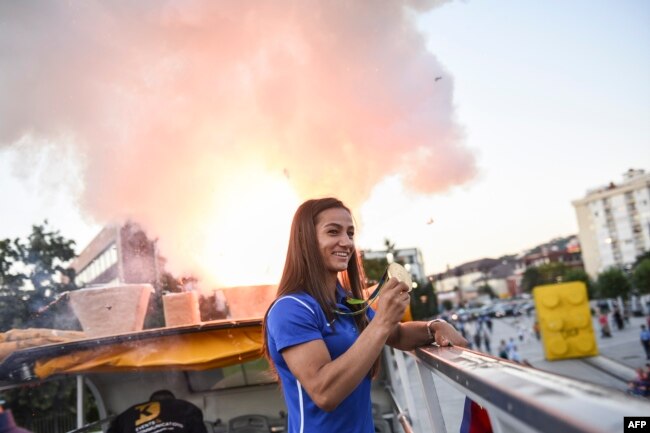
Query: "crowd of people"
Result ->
[[446, 301, 650, 378], [446, 310, 535, 366]]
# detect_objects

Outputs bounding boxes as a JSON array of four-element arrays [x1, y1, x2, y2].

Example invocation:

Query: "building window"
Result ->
[[76, 243, 118, 286]]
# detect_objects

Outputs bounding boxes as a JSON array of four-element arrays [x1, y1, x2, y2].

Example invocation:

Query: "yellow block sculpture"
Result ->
[[533, 281, 598, 360]]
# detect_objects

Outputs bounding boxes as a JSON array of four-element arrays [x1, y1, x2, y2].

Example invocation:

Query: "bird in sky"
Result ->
[[435, 76, 443, 82]]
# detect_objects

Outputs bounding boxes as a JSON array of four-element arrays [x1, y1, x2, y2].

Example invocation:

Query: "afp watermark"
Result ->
[[625, 417, 650, 432]]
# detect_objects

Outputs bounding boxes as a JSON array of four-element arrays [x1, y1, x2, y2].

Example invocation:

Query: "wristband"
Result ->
[[426, 319, 445, 342]]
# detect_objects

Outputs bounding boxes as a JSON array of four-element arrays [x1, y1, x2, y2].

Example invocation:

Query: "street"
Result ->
[[490, 313, 648, 383]]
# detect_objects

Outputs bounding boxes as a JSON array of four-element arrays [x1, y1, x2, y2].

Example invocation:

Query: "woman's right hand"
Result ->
[[374, 277, 410, 327]]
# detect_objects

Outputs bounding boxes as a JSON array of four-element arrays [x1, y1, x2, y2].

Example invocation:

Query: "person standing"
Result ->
[[497, 339, 508, 359], [508, 345, 522, 363], [107, 390, 207, 433], [613, 307, 624, 331], [640, 325, 650, 361], [482, 328, 491, 354], [263, 197, 467, 433], [473, 323, 482, 352], [533, 321, 541, 340], [598, 311, 611, 338]]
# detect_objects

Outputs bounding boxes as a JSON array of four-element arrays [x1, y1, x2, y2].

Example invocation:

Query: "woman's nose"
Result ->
[[339, 235, 353, 246]]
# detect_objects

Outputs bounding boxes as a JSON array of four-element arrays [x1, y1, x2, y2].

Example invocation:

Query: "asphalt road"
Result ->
[[489, 313, 649, 384]]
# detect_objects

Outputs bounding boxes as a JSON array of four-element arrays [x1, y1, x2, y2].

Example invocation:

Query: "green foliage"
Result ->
[[0, 223, 98, 425], [409, 279, 438, 320], [563, 268, 595, 298], [7, 378, 98, 427], [537, 262, 569, 284], [632, 258, 650, 294], [0, 222, 78, 332], [362, 257, 388, 284], [477, 284, 496, 299], [520, 267, 542, 293], [596, 267, 631, 299], [633, 251, 650, 268], [521, 263, 593, 296]]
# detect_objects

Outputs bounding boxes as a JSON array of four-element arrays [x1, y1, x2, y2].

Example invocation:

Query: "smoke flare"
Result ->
[[0, 0, 475, 285]]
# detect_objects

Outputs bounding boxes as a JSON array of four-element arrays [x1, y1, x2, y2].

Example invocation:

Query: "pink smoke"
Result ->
[[0, 0, 475, 284]]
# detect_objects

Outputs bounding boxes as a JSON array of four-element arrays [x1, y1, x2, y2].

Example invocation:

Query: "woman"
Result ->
[[263, 197, 466, 432]]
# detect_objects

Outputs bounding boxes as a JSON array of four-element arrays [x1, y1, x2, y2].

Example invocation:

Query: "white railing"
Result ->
[[384, 345, 650, 433]]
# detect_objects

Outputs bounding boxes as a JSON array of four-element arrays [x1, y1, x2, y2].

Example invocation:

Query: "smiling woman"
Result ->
[[262, 197, 467, 433]]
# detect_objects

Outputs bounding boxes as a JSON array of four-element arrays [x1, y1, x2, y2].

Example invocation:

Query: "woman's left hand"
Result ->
[[432, 320, 468, 347]]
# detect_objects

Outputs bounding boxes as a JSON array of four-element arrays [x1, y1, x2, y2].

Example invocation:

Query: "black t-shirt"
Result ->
[[107, 399, 207, 433]]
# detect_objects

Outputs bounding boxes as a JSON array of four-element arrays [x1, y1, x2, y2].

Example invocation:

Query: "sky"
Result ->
[[1, 0, 649, 283]]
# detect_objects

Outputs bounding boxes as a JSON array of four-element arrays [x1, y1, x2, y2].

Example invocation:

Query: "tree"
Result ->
[[409, 279, 438, 320], [383, 238, 396, 254], [520, 263, 593, 296], [537, 262, 568, 284], [633, 251, 650, 268], [563, 268, 595, 299], [596, 267, 631, 299], [0, 222, 78, 332], [0, 223, 98, 426], [8, 378, 98, 429], [632, 258, 650, 295], [362, 257, 388, 284], [520, 267, 542, 293], [477, 284, 496, 299]]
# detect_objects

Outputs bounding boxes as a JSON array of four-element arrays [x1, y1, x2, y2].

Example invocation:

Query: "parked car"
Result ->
[[514, 301, 535, 316]]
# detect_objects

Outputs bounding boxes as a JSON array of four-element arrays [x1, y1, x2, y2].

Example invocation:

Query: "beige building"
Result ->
[[432, 258, 502, 305], [362, 247, 426, 283], [71, 222, 161, 288], [572, 169, 650, 279]]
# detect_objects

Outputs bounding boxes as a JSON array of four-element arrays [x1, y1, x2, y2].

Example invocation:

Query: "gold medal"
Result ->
[[387, 262, 412, 292], [334, 262, 413, 315]]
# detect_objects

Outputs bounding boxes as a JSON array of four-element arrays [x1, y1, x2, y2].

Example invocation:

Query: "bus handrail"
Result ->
[[385, 385, 414, 433], [406, 345, 650, 433]]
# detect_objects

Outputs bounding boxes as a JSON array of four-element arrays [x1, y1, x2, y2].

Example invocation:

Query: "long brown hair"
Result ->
[[262, 197, 379, 377]]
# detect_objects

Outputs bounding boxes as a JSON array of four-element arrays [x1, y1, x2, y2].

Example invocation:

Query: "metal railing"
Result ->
[[385, 345, 650, 433]]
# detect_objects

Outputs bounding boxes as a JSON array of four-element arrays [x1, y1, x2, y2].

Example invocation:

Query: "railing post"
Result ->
[[76, 374, 84, 429], [393, 349, 420, 430], [415, 360, 447, 433]]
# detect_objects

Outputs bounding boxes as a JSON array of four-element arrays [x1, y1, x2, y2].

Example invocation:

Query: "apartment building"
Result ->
[[572, 169, 650, 279]]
